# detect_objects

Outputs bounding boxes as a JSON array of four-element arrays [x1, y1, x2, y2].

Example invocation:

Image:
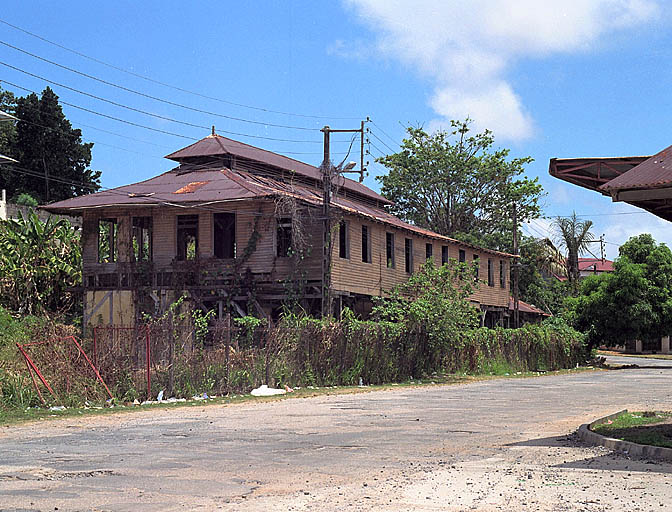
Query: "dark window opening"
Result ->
[[426, 243, 433, 261], [473, 254, 480, 281], [441, 246, 449, 265], [277, 217, 292, 257], [405, 238, 413, 274], [361, 225, 371, 263], [214, 212, 236, 259], [488, 259, 494, 287], [132, 216, 152, 262], [386, 232, 395, 268], [500, 260, 506, 288], [98, 218, 117, 263], [459, 249, 466, 263], [177, 214, 199, 261], [339, 221, 349, 259]]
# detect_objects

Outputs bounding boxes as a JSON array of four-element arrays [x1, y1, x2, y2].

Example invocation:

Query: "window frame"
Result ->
[[425, 243, 433, 261], [361, 225, 372, 264], [488, 258, 494, 287], [339, 220, 349, 259], [441, 245, 449, 265], [131, 216, 152, 263], [405, 238, 413, 274], [500, 260, 506, 288], [386, 232, 395, 268], [176, 214, 199, 261], [276, 217, 292, 258], [214, 212, 236, 259], [98, 217, 118, 263]]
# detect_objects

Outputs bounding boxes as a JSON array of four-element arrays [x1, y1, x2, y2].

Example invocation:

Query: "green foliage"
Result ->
[[519, 237, 570, 315], [0, 372, 40, 409], [0, 211, 81, 315], [376, 120, 543, 252], [565, 234, 672, 349], [372, 259, 479, 343], [553, 212, 594, 292], [0, 86, 101, 203], [13, 193, 38, 207]]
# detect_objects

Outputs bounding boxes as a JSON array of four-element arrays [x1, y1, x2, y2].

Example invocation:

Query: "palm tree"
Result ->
[[553, 212, 594, 292]]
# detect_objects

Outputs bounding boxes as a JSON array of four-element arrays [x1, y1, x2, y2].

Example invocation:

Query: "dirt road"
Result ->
[[1, 357, 671, 511]]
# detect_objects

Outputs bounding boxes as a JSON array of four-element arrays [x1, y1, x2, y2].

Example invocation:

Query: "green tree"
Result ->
[[565, 234, 672, 350], [0, 210, 81, 315], [519, 237, 569, 314], [372, 259, 479, 339], [553, 212, 594, 292], [376, 120, 543, 251], [0, 86, 100, 203]]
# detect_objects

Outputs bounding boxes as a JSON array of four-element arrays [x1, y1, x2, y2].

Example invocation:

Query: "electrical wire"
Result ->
[[368, 129, 396, 153], [0, 17, 362, 121], [0, 61, 330, 143], [0, 39, 326, 132], [370, 120, 399, 148]]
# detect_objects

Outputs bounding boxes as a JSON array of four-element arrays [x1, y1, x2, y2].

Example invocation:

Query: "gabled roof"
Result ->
[[43, 163, 514, 258], [165, 134, 390, 205]]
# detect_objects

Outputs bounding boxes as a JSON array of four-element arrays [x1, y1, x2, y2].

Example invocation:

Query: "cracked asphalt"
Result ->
[[1, 356, 672, 511]]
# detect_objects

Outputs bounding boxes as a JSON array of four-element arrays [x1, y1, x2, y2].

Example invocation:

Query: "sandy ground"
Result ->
[[1, 355, 671, 511]]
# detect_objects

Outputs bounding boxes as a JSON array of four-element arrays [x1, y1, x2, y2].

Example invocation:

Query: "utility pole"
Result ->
[[321, 126, 332, 318], [320, 120, 369, 318], [512, 203, 520, 329], [600, 234, 605, 263]]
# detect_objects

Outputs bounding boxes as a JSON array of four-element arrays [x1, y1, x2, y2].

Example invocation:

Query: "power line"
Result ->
[[0, 17, 361, 121], [370, 120, 400, 148], [369, 129, 396, 154], [0, 61, 329, 144], [0, 39, 325, 132]]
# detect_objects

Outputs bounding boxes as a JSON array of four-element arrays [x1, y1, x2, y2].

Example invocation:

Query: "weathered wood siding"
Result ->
[[330, 213, 510, 307], [80, 199, 323, 282]]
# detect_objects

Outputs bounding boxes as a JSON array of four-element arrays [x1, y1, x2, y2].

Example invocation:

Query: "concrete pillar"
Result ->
[[0, 189, 6, 220], [635, 339, 643, 353], [662, 336, 670, 354]]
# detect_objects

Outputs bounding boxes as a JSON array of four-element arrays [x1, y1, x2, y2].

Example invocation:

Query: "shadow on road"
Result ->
[[554, 454, 672, 474], [506, 434, 575, 448]]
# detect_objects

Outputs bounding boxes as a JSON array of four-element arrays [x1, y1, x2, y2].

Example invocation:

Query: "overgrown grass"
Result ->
[[593, 411, 672, 448]]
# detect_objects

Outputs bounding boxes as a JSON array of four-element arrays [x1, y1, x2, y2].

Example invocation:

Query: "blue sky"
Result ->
[[2, 0, 671, 259]]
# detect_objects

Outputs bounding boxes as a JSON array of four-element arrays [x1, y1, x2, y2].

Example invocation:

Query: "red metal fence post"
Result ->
[[145, 325, 151, 401]]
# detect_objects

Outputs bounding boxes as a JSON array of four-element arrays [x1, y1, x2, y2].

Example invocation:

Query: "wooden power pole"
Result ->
[[512, 203, 520, 329], [320, 121, 369, 318]]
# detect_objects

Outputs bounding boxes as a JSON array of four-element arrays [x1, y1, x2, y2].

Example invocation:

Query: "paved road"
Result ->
[[1, 357, 671, 511]]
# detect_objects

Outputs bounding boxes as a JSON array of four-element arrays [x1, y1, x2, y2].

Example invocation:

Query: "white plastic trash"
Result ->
[[251, 385, 286, 397]]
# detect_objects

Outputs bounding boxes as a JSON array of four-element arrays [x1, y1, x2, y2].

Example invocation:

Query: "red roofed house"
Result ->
[[578, 257, 614, 278], [43, 133, 514, 329]]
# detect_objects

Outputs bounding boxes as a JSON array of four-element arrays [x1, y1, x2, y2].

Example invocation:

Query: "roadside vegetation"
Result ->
[[593, 411, 672, 449]]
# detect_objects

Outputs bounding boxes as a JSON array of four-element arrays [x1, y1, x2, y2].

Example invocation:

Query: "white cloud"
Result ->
[[342, 0, 659, 140]]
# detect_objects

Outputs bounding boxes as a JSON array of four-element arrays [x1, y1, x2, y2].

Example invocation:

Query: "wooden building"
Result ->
[[44, 133, 514, 328]]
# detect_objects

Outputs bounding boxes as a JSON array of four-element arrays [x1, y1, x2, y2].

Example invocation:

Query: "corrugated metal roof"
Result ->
[[43, 163, 514, 258], [165, 134, 390, 204], [578, 258, 614, 272], [508, 298, 550, 316], [600, 145, 672, 192]]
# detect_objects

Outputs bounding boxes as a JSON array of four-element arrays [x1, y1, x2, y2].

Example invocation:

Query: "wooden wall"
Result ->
[[330, 213, 511, 308], [80, 201, 510, 308]]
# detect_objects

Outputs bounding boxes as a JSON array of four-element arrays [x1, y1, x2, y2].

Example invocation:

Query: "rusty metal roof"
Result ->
[[509, 298, 550, 316], [43, 163, 514, 258], [599, 145, 672, 192], [165, 134, 390, 205], [549, 155, 649, 193], [578, 258, 614, 273]]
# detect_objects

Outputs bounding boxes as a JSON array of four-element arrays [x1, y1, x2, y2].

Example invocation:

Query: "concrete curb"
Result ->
[[578, 409, 672, 462]]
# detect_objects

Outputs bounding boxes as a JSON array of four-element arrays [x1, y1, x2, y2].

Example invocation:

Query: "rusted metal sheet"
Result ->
[[173, 181, 210, 194], [549, 155, 649, 193], [165, 134, 390, 204], [599, 145, 672, 192]]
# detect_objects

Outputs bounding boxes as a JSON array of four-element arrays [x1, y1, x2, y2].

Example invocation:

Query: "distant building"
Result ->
[[578, 257, 614, 278], [0, 110, 17, 165]]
